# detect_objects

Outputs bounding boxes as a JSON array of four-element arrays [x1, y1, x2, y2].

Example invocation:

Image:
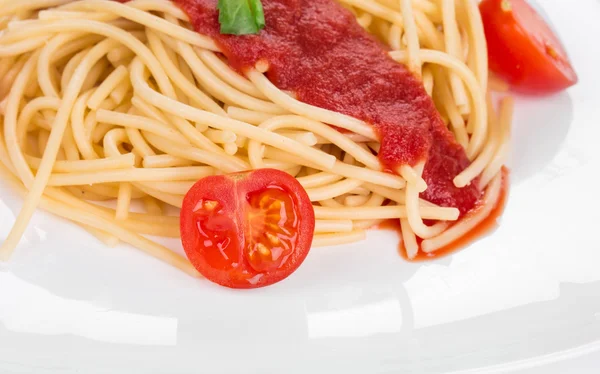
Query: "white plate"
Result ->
[[1, 1, 600, 373]]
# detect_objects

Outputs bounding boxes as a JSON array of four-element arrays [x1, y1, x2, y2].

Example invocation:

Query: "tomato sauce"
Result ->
[[170, 0, 481, 215], [380, 168, 509, 261]]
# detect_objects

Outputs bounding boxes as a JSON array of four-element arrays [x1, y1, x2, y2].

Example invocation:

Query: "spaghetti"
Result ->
[[0, 0, 512, 275]]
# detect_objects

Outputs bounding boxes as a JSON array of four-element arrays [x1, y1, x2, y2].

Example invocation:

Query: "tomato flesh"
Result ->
[[480, 0, 577, 94], [180, 169, 314, 289]]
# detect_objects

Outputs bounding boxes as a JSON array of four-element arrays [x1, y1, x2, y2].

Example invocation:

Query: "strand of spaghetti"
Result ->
[[142, 196, 163, 215], [400, 0, 421, 75], [0, 0, 72, 18], [388, 24, 403, 50], [453, 94, 501, 187], [0, 35, 49, 57], [81, 58, 110, 93], [226, 106, 275, 126], [142, 154, 193, 168], [102, 128, 129, 158], [389, 49, 487, 160], [422, 65, 434, 96], [60, 49, 87, 93], [378, 0, 441, 19], [357, 12, 373, 29], [59, 0, 190, 23], [488, 74, 509, 92], [107, 181, 134, 246], [66, 186, 114, 201], [71, 91, 100, 160], [47, 166, 215, 186], [247, 71, 377, 140], [0, 56, 16, 88], [142, 132, 249, 172], [171, 40, 287, 115], [312, 230, 367, 247], [0, 20, 183, 111], [422, 171, 503, 253], [124, 128, 153, 159], [400, 218, 419, 259], [38, 9, 114, 22], [148, 181, 195, 195], [64, 121, 91, 162], [84, 223, 120, 246], [441, 0, 468, 108], [399, 164, 427, 192], [278, 131, 318, 147], [0, 156, 196, 273], [0, 137, 178, 237], [350, 193, 386, 228], [133, 182, 184, 208], [119, 0, 189, 19], [248, 115, 380, 170], [339, 0, 403, 25], [432, 67, 469, 148], [314, 132, 374, 145], [315, 220, 354, 233], [480, 97, 513, 188], [108, 45, 135, 65], [0, 132, 17, 175], [116, 184, 132, 221], [3, 53, 42, 189], [129, 59, 337, 170], [127, 98, 226, 155], [96, 109, 190, 145], [87, 65, 128, 109], [319, 198, 344, 208], [202, 129, 236, 144], [145, 28, 226, 115], [297, 172, 344, 189], [263, 147, 405, 189], [363, 182, 406, 205], [26, 153, 135, 173], [460, 0, 488, 92], [404, 163, 451, 238], [314, 205, 459, 221], [37, 32, 100, 97], [0, 54, 29, 100], [197, 49, 268, 100], [52, 186, 180, 232], [130, 96, 170, 124], [37, 130, 50, 157], [344, 194, 371, 207], [414, 10, 445, 50], [54, 0, 218, 50], [17, 97, 61, 147], [305, 179, 364, 202]]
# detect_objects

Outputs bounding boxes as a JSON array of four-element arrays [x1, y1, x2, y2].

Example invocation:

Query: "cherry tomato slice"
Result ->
[[480, 0, 578, 94], [180, 168, 315, 289]]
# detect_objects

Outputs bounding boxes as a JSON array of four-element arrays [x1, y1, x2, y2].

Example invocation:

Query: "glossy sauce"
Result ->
[[171, 0, 482, 215], [380, 169, 509, 261]]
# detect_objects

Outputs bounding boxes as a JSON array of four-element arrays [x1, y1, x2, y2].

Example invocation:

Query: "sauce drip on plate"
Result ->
[[380, 168, 509, 260], [172, 0, 482, 215]]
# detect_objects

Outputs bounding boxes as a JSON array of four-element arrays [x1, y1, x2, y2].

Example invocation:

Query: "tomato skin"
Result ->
[[480, 0, 577, 94], [180, 169, 315, 289]]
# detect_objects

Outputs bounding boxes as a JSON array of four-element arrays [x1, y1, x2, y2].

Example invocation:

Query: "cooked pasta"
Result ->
[[0, 0, 512, 276]]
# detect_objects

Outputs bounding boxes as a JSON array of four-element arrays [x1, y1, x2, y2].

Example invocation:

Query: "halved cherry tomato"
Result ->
[[180, 168, 315, 289], [480, 0, 578, 94]]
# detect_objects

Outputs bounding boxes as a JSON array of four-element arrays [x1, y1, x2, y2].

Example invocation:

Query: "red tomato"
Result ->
[[180, 168, 315, 289], [480, 0, 578, 94]]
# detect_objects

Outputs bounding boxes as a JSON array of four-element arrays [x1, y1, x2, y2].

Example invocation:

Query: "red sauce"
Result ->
[[170, 0, 481, 215], [380, 168, 509, 261]]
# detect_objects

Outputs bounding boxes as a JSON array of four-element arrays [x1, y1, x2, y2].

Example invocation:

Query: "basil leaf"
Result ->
[[249, 0, 265, 30], [217, 0, 266, 35]]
